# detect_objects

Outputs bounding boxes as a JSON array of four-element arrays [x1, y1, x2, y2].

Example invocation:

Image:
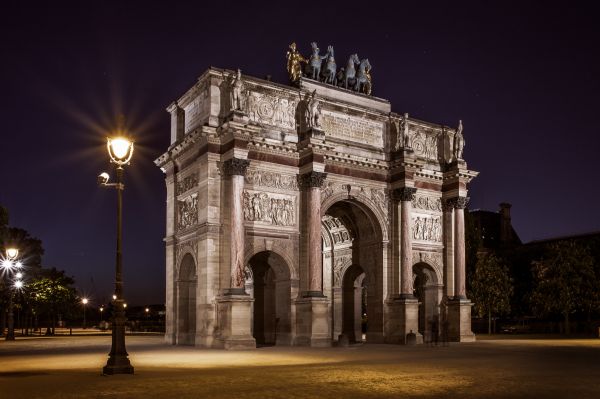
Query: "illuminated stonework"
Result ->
[[156, 67, 478, 349]]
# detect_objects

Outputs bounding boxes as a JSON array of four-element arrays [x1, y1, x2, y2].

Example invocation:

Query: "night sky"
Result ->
[[1, 2, 599, 306]]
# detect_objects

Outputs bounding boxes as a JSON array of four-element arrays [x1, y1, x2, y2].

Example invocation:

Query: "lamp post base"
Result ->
[[103, 301, 134, 375]]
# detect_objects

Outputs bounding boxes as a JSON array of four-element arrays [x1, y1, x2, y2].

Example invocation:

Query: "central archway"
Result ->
[[247, 251, 292, 346], [322, 198, 385, 344]]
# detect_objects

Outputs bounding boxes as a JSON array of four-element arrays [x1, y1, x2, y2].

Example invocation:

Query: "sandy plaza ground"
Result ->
[[1, 334, 599, 398]]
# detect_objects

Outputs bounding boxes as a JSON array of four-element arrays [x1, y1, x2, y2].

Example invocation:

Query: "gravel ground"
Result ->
[[1, 335, 599, 398]]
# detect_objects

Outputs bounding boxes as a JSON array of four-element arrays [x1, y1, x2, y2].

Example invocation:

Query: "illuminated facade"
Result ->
[[155, 68, 478, 348]]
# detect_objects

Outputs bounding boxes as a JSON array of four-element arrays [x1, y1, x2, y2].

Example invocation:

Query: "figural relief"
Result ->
[[412, 215, 442, 242], [177, 194, 198, 230], [176, 173, 199, 196], [244, 169, 299, 191], [242, 190, 296, 226]]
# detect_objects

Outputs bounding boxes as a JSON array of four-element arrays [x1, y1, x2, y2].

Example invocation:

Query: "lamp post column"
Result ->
[[6, 293, 15, 340], [103, 166, 134, 374]]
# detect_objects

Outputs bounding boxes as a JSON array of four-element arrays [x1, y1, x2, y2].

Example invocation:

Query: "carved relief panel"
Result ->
[[412, 215, 442, 242], [246, 90, 297, 130], [242, 190, 296, 227], [176, 173, 199, 196], [244, 169, 299, 191], [177, 194, 198, 231]]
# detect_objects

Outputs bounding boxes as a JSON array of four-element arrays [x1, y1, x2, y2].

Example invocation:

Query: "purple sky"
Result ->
[[1, 1, 599, 305]]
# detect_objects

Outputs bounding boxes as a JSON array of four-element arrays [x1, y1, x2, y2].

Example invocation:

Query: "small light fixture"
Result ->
[[14, 280, 23, 289], [82, 298, 89, 305], [107, 137, 134, 165], [5, 248, 19, 260]]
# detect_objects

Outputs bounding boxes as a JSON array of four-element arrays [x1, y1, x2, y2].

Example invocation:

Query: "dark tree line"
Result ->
[[465, 210, 600, 335], [1, 205, 80, 336]]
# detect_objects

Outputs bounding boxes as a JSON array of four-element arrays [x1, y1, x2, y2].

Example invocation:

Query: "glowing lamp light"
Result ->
[[14, 280, 23, 289], [6, 248, 19, 260], [123, 303, 127, 308], [82, 298, 89, 305], [145, 308, 149, 313], [1, 259, 12, 269], [15, 261, 23, 268], [15, 272, 23, 279], [112, 294, 117, 300], [107, 137, 134, 165]]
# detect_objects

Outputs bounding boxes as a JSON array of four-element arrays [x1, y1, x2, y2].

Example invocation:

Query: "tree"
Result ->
[[470, 252, 513, 334], [27, 268, 78, 335], [531, 241, 596, 335]]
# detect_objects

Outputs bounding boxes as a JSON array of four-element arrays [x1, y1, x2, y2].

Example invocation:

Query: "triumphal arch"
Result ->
[[155, 43, 478, 349]]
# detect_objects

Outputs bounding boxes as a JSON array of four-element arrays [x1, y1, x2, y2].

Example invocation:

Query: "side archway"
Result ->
[[246, 250, 293, 346], [413, 262, 443, 343], [176, 253, 197, 345]]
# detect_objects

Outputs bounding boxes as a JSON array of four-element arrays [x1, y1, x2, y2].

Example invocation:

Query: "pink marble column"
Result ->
[[299, 171, 327, 297], [450, 197, 469, 299], [395, 187, 417, 298], [223, 158, 250, 294]]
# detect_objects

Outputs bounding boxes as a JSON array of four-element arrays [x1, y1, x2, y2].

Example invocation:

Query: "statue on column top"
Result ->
[[306, 90, 322, 129], [453, 119, 465, 160], [230, 69, 245, 111]]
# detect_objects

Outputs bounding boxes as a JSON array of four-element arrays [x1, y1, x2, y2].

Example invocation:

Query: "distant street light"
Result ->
[[100, 306, 104, 322], [2, 248, 24, 341], [98, 132, 134, 375], [82, 298, 89, 329]]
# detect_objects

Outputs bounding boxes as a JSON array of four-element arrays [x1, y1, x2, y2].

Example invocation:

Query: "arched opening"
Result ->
[[247, 251, 292, 346], [176, 253, 197, 345], [413, 262, 442, 343], [323, 199, 384, 344], [342, 264, 366, 343]]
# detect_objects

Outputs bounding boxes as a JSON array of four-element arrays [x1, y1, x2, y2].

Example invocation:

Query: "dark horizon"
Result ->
[[2, 1, 599, 305]]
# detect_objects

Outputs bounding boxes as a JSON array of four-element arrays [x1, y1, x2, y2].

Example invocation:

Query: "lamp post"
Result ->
[[98, 134, 134, 375], [82, 298, 88, 329], [3, 248, 22, 341]]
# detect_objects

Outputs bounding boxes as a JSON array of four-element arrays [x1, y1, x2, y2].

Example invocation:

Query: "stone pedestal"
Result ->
[[294, 297, 331, 347], [446, 298, 475, 342], [384, 298, 422, 344], [216, 295, 256, 350]]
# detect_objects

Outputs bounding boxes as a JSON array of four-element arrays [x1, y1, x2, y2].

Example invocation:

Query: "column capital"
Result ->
[[297, 171, 327, 189], [445, 196, 469, 210], [392, 187, 417, 202], [222, 158, 250, 177]]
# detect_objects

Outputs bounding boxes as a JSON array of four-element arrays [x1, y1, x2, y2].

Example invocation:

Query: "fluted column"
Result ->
[[223, 158, 250, 294], [298, 171, 327, 296], [395, 187, 417, 298], [448, 196, 469, 299]]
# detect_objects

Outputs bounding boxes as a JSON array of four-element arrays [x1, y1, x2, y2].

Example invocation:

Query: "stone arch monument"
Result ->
[[156, 58, 478, 348]]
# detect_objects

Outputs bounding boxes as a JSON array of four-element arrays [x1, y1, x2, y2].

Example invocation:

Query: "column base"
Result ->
[[384, 297, 422, 344], [216, 294, 256, 350], [446, 298, 476, 342], [294, 296, 331, 347]]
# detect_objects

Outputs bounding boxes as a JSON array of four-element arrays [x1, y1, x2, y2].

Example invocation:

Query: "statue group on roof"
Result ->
[[286, 42, 372, 95]]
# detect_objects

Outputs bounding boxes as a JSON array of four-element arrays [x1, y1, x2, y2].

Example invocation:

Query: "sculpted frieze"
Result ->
[[244, 169, 299, 191], [412, 195, 442, 212], [176, 173, 199, 196], [412, 215, 442, 242], [320, 109, 384, 148], [177, 194, 198, 231], [246, 90, 297, 130], [243, 190, 296, 226]]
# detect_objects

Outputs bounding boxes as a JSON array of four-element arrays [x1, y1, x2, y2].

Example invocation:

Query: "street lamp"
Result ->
[[2, 248, 23, 341], [98, 134, 134, 375], [82, 298, 89, 329]]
